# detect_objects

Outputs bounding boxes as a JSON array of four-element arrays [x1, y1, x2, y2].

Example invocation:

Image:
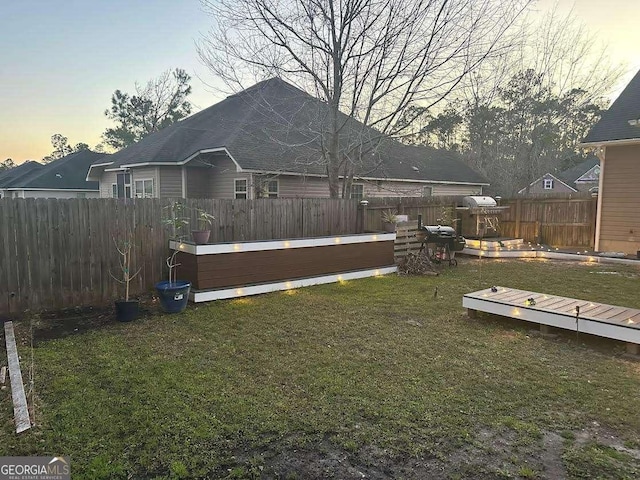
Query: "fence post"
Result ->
[[514, 198, 522, 238], [357, 200, 368, 233], [590, 195, 598, 250]]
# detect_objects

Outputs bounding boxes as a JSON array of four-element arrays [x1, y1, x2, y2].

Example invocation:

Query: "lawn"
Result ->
[[2, 258, 640, 479]]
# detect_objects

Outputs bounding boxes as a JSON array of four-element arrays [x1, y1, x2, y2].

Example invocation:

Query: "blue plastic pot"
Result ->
[[155, 280, 191, 313]]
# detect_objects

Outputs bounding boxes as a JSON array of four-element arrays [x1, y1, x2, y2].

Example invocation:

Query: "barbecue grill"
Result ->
[[418, 224, 466, 266], [457, 196, 510, 238]]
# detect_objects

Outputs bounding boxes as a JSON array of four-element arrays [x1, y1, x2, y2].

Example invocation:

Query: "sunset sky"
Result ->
[[1, 0, 639, 163]]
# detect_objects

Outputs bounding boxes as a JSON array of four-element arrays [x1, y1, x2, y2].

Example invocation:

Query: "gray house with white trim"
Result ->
[[88, 78, 488, 199], [517, 156, 600, 195]]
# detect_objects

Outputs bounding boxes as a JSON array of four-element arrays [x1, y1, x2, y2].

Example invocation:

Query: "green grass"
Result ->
[[2, 258, 640, 479]]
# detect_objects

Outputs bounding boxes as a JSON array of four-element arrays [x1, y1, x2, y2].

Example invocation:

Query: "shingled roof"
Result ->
[[94, 78, 487, 185], [583, 69, 640, 145], [0, 161, 43, 187], [6, 150, 107, 191], [557, 155, 600, 184]]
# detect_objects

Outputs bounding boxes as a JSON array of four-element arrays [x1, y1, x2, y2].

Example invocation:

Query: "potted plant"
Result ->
[[110, 233, 142, 322], [381, 209, 399, 233], [155, 202, 191, 313], [191, 209, 215, 244]]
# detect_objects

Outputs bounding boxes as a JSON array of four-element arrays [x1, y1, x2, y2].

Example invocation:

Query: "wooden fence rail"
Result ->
[[0, 198, 360, 316]]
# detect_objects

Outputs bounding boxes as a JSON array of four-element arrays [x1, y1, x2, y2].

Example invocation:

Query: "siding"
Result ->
[[21, 190, 100, 199], [275, 175, 482, 198], [158, 167, 181, 198], [100, 170, 118, 198], [209, 157, 252, 199], [428, 184, 482, 196], [278, 175, 330, 197], [520, 174, 576, 195], [186, 167, 211, 198], [598, 145, 640, 254]]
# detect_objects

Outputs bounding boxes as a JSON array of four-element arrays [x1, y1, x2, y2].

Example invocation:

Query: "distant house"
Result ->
[[581, 68, 640, 255], [517, 156, 600, 195], [0, 150, 105, 199], [0, 161, 44, 198], [87, 78, 487, 199]]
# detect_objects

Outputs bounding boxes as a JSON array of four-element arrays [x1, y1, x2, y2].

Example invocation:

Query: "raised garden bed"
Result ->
[[170, 233, 397, 302]]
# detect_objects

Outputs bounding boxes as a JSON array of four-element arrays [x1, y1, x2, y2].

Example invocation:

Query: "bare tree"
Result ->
[[198, 0, 531, 197]]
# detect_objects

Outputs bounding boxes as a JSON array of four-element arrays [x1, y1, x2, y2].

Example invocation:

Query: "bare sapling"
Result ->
[[110, 236, 142, 301]]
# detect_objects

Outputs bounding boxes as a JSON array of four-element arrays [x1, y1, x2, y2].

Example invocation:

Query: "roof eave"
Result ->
[[580, 137, 640, 148], [240, 168, 488, 185]]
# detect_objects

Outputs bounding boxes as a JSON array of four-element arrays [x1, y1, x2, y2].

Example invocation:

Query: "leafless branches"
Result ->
[[198, 0, 532, 197]]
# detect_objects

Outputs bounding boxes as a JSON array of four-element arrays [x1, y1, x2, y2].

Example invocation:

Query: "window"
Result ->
[[234, 179, 248, 199], [258, 179, 279, 198], [422, 186, 433, 197], [350, 183, 364, 200], [114, 173, 132, 198], [76, 192, 87, 199], [134, 179, 154, 198], [543, 178, 554, 190]]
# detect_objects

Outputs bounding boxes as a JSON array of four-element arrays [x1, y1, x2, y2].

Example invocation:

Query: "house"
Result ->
[[87, 78, 487, 199], [581, 68, 640, 255], [1, 150, 104, 199], [0, 161, 44, 198], [517, 156, 600, 195]]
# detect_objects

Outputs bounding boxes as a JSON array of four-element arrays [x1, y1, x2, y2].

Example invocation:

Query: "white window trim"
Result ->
[[543, 178, 554, 190], [134, 178, 155, 198], [234, 178, 248, 199], [350, 183, 364, 199], [111, 183, 117, 198], [422, 185, 433, 197], [264, 179, 279, 198]]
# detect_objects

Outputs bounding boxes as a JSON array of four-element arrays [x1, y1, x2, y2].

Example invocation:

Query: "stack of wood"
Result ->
[[396, 251, 438, 276]]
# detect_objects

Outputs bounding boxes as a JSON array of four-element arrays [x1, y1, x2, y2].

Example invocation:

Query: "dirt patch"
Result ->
[[220, 427, 591, 479], [10, 294, 162, 346]]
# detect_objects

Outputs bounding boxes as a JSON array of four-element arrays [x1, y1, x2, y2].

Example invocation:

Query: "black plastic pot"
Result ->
[[115, 300, 140, 322], [155, 280, 191, 313]]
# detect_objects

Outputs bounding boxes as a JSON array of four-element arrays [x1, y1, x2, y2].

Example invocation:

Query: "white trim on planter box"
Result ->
[[191, 266, 398, 302], [170, 233, 396, 255]]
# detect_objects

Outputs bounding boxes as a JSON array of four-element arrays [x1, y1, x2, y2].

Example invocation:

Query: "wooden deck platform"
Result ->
[[463, 287, 640, 353]]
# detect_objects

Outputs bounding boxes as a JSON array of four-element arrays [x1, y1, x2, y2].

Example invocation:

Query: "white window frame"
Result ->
[[134, 178, 155, 198], [234, 178, 248, 199], [263, 179, 279, 198], [111, 183, 118, 198], [350, 183, 364, 200], [114, 172, 132, 198], [543, 178, 554, 190], [422, 186, 433, 197]]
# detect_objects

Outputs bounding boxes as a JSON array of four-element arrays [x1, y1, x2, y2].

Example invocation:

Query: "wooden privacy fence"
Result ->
[[366, 195, 597, 249], [0, 198, 360, 315], [365, 196, 463, 232], [0, 194, 598, 316], [499, 196, 598, 248]]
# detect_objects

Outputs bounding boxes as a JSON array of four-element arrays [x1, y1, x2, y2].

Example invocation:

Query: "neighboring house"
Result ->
[[0, 161, 44, 198], [1, 150, 105, 199], [517, 156, 600, 195], [581, 68, 640, 255], [87, 78, 487, 199]]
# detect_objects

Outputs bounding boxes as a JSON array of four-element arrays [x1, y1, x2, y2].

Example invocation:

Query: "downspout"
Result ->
[[181, 166, 187, 199], [594, 146, 606, 251]]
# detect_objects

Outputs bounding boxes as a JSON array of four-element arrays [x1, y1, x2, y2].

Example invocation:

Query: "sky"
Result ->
[[1, 0, 639, 163]]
